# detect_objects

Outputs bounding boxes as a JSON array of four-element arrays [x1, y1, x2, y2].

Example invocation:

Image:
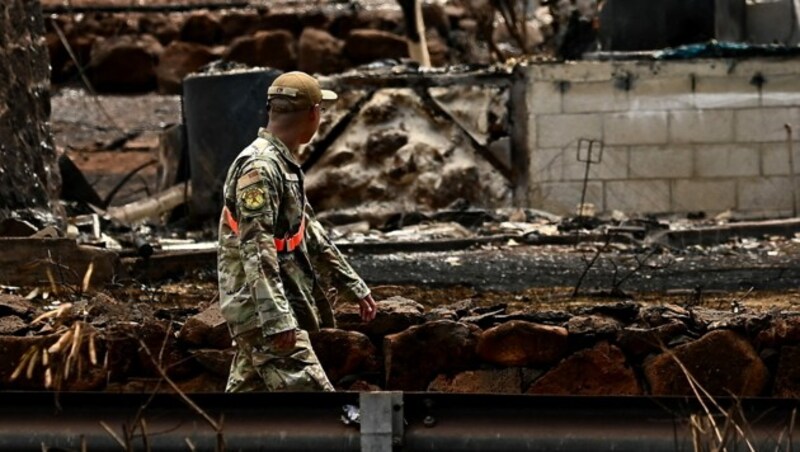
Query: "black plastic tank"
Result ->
[[182, 68, 281, 221]]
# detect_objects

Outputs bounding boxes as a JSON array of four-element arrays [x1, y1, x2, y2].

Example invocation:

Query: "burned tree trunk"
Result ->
[[0, 0, 61, 223]]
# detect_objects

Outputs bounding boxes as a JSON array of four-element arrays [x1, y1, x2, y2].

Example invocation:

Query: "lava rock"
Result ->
[[336, 296, 425, 338], [155, 41, 217, 94], [298, 28, 346, 75], [384, 320, 480, 390], [0, 316, 27, 335], [756, 316, 800, 348], [616, 320, 691, 359], [179, 12, 221, 45], [220, 12, 263, 42], [310, 328, 379, 385], [0, 293, 35, 318], [476, 320, 568, 367], [527, 342, 642, 395], [177, 304, 232, 350], [365, 130, 409, 161], [89, 34, 163, 92], [224, 29, 296, 71], [429, 368, 522, 393], [643, 330, 768, 396], [567, 314, 624, 337], [773, 345, 800, 397], [344, 29, 408, 65]]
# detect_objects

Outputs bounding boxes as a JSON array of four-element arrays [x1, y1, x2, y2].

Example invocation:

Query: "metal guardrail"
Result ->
[[0, 392, 798, 451]]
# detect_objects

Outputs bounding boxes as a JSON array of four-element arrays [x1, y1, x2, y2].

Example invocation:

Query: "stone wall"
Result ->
[[522, 58, 800, 217], [2, 293, 799, 398], [0, 0, 61, 222]]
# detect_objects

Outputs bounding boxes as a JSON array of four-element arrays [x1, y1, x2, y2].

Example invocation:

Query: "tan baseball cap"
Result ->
[[267, 71, 337, 111]]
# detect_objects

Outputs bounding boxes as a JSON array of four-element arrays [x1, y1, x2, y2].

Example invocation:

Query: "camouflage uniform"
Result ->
[[218, 128, 371, 392]]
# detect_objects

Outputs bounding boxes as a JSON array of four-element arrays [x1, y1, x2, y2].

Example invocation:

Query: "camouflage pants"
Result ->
[[226, 328, 334, 392]]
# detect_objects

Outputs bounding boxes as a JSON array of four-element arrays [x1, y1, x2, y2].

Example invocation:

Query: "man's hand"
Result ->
[[270, 329, 296, 350], [359, 294, 377, 322]]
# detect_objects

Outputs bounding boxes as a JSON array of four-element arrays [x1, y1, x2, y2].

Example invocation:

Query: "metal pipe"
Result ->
[[0, 392, 797, 451]]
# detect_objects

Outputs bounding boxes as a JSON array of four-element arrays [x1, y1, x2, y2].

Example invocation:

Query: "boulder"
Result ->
[[336, 296, 425, 338], [298, 28, 346, 75], [384, 320, 480, 390], [88, 34, 163, 92], [476, 321, 568, 367], [220, 12, 263, 42], [643, 330, 768, 397], [156, 41, 217, 94], [772, 345, 800, 397], [310, 328, 379, 385], [224, 30, 296, 71], [139, 14, 180, 45], [177, 304, 232, 349], [262, 11, 303, 35], [428, 368, 522, 393], [756, 316, 800, 348], [179, 12, 221, 45], [343, 29, 408, 65], [527, 342, 642, 395]]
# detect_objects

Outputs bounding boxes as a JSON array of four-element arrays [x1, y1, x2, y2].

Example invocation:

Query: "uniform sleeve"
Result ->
[[235, 163, 298, 336], [304, 207, 371, 305]]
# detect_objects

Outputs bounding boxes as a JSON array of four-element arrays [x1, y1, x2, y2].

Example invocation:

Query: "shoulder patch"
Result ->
[[284, 173, 299, 182], [240, 186, 267, 211], [236, 169, 262, 191]]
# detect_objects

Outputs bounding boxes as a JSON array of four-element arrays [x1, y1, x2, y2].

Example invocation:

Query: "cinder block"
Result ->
[[605, 180, 671, 213], [735, 108, 800, 142], [537, 114, 602, 149], [629, 146, 693, 178], [530, 147, 564, 182], [672, 179, 736, 213], [694, 76, 760, 109], [563, 146, 628, 181], [529, 81, 562, 114], [761, 142, 800, 175], [527, 62, 614, 83], [532, 181, 604, 215], [603, 112, 668, 145], [669, 110, 735, 144], [562, 81, 629, 113], [761, 74, 800, 107], [629, 76, 694, 111], [695, 144, 760, 177], [738, 177, 795, 211]]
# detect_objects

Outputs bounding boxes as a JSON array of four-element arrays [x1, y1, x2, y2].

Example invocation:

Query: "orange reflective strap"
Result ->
[[223, 206, 240, 236], [226, 205, 305, 253], [274, 216, 305, 253]]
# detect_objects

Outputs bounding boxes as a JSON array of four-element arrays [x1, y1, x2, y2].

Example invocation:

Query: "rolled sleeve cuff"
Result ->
[[258, 312, 298, 337], [339, 279, 371, 305]]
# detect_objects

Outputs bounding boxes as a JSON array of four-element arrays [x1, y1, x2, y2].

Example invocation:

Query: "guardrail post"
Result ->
[[360, 391, 404, 451]]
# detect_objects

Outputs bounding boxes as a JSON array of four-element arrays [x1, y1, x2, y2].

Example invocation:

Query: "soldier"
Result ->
[[218, 71, 377, 392]]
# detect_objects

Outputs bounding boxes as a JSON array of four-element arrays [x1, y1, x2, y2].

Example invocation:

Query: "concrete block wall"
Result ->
[[523, 59, 800, 216]]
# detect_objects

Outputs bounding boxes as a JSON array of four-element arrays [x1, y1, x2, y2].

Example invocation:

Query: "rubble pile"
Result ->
[[1, 290, 798, 397], [305, 87, 512, 213]]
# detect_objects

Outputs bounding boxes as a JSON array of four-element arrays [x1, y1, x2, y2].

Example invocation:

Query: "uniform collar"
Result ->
[[258, 128, 301, 169]]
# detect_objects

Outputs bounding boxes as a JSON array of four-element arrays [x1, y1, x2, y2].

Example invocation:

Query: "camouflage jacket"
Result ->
[[217, 129, 370, 338]]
